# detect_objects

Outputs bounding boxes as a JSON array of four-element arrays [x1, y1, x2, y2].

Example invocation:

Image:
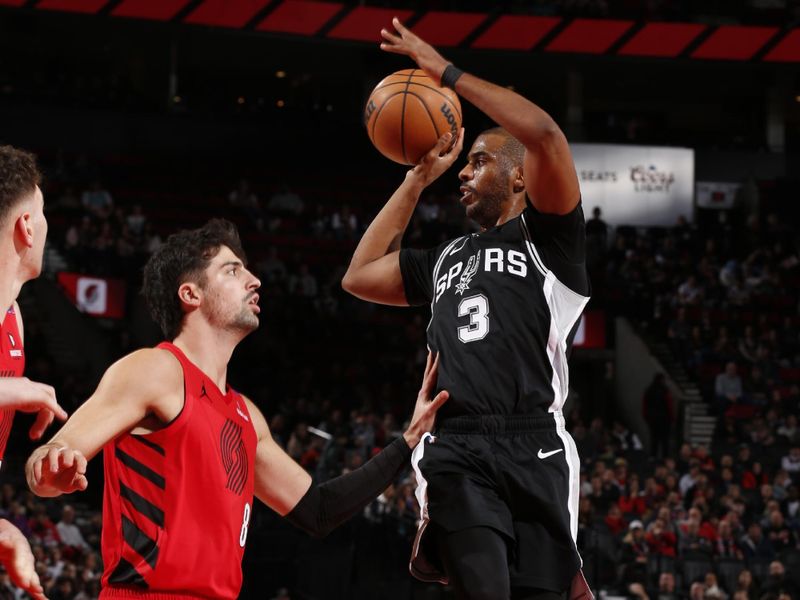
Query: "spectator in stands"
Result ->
[[785, 485, 799, 520], [739, 522, 774, 560], [642, 373, 673, 459], [619, 520, 649, 588], [738, 325, 759, 364], [734, 569, 758, 600], [228, 178, 263, 231], [256, 247, 287, 285], [679, 519, 713, 556], [619, 476, 646, 516], [652, 571, 679, 600], [80, 181, 113, 219], [268, 184, 304, 217], [764, 510, 797, 553], [781, 446, 800, 481], [54, 506, 89, 551], [760, 560, 799, 600], [611, 422, 644, 454], [677, 274, 703, 306], [125, 204, 146, 238], [605, 504, 627, 536], [28, 505, 60, 548], [703, 572, 728, 600], [689, 581, 707, 600], [49, 574, 75, 600], [680, 462, 702, 496], [645, 516, 677, 557], [715, 519, 743, 559], [330, 204, 358, 240], [288, 263, 318, 299], [776, 415, 800, 446], [715, 362, 744, 413]]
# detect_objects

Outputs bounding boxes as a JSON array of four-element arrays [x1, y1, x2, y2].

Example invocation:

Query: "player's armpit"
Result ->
[[41, 347, 183, 460], [341, 251, 408, 306]]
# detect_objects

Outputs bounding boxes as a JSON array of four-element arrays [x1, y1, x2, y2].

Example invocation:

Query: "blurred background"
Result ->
[[1, 1, 799, 599]]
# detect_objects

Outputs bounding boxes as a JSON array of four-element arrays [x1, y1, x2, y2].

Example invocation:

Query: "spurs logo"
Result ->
[[455, 251, 480, 295]]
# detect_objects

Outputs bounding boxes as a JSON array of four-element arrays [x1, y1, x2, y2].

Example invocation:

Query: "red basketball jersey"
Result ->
[[0, 306, 25, 465], [100, 342, 257, 599]]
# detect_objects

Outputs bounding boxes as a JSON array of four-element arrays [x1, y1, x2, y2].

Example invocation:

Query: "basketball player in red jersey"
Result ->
[[0, 146, 70, 600], [25, 219, 448, 599]]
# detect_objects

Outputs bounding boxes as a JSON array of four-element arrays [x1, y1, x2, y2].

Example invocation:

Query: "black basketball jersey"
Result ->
[[399, 201, 590, 418]]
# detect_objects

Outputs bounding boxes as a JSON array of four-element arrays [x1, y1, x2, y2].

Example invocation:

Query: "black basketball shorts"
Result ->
[[409, 412, 583, 593]]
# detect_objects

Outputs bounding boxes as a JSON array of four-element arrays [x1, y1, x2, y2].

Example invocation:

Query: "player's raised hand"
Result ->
[[403, 352, 449, 447], [0, 519, 47, 600], [380, 17, 450, 84], [0, 377, 68, 439], [26, 443, 88, 498], [407, 127, 465, 188]]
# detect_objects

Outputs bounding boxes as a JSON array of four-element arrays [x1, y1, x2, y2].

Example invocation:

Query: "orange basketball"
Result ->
[[364, 69, 462, 166]]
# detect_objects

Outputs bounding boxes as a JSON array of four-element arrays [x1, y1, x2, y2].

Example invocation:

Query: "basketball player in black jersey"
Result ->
[[342, 19, 592, 600]]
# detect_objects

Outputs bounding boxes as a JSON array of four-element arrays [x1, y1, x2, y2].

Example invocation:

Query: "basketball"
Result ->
[[364, 69, 462, 166]]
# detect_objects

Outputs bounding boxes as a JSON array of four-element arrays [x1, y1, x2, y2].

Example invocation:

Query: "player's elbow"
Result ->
[[341, 269, 367, 298], [524, 122, 565, 155], [340, 269, 357, 295]]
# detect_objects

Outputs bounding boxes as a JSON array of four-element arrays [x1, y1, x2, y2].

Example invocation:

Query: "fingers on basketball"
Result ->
[[365, 70, 462, 165]]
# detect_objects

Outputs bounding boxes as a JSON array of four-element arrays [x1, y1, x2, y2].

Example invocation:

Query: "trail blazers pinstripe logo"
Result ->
[[220, 419, 248, 495], [455, 250, 480, 295]]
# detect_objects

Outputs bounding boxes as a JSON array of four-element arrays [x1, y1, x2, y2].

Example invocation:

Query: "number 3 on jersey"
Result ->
[[457, 294, 490, 343]]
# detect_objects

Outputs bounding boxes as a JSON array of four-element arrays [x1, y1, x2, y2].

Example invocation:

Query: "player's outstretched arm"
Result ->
[[0, 519, 46, 600], [250, 352, 448, 538], [26, 348, 183, 498], [341, 129, 464, 306], [2, 303, 69, 440], [381, 17, 579, 216]]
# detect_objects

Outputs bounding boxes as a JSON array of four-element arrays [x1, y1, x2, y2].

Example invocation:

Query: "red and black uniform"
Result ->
[[0, 306, 25, 466], [100, 342, 257, 599]]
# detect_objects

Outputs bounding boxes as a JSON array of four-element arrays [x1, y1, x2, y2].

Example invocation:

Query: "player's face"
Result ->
[[458, 134, 514, 229], [200, 246, 261, 334]]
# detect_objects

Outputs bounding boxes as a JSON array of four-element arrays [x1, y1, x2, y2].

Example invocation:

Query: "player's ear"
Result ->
[[178, 282, 202, 309], [512, 167, 525, 194], [14, 211, 34, 248]]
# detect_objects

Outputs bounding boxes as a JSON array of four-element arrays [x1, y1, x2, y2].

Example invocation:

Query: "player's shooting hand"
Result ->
[[26, 443, 88, 498], [403, 352, 449, 448], [0, 519, 47, 600], [0, 377, 68, 440], [380, 17, 450, 84], [407, 127, 465, 188]]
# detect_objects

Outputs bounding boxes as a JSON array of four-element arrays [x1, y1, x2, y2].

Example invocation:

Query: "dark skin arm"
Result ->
[[380, 18, 580, 216]]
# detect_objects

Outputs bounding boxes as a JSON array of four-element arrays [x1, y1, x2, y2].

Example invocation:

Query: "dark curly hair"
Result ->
[[143, 219, 247, 340], [0, 145, 42, 222]]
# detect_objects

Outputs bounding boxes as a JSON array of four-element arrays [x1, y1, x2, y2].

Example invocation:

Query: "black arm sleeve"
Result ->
[[284, 437, 412, 539]]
